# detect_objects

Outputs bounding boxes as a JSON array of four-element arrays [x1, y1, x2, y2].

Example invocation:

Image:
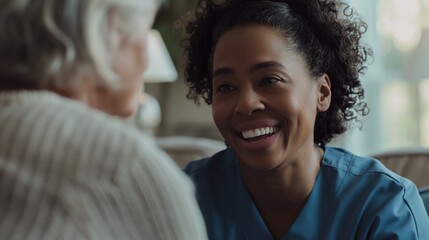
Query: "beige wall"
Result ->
[[146, 80, 223, 140]]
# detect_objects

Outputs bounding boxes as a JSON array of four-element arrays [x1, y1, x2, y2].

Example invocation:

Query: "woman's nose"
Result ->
[[234, 89, 265, 116]]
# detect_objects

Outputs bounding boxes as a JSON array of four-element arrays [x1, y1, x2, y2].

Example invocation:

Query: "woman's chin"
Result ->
[[238, 155, 284, 173]]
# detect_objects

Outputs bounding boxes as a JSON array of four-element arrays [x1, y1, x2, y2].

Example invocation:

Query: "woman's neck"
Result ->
[[239, 145, 323, 239], [241, 145, 323, 203]]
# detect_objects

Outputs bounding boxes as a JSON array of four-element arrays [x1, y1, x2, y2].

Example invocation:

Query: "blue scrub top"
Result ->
[[184, 146, 429, 239]]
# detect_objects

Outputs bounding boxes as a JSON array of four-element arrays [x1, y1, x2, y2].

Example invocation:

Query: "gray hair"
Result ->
[[0, 0, 158, 90]]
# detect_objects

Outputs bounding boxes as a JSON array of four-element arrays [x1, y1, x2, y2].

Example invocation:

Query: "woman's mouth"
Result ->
[[240, 126, 279, 141]]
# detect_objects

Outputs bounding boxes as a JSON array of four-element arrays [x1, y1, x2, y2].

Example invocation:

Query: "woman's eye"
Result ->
[[260, 76, 282, 86], [216, 83, 234, 93]]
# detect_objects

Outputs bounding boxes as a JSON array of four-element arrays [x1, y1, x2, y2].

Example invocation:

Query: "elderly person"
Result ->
[[0, 0, 207, 239]]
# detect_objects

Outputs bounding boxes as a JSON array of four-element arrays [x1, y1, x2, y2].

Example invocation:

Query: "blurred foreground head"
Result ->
[[0, 0, 159, 116]]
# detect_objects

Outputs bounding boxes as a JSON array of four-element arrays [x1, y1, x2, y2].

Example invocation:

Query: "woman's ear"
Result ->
[[317, 74, 331, 112]]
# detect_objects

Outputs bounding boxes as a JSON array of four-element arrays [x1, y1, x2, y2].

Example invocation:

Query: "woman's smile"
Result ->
[[240, 125, 279, 140]]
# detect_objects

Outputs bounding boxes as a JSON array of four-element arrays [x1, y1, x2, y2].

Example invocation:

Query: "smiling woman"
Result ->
[[211, 25, 329, 171], [181, 0, 429, 239]]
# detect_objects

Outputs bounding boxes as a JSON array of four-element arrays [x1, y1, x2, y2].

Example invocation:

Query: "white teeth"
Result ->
[[242, 127, 276, 139]]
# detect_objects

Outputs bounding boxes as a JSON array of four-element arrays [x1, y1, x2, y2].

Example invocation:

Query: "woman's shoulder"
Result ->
[[321, 147, 429, 238], [323, 146, 407, 185], [321, 146, 421, 204], [322, 146, 426, 213]]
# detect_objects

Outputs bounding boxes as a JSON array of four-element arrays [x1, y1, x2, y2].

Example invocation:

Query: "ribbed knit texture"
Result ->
[[0, 91, 207, 240]]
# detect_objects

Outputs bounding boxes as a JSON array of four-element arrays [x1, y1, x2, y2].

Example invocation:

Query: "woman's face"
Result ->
[[212, 25, 331, 171]]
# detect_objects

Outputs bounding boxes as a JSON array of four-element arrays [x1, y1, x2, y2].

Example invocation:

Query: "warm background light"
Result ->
[[142, 29, 178, 83], [134, 29, 178, 135]]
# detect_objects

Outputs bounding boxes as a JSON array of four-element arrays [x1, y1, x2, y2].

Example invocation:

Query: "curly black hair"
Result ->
[[182, 0, 372, 146]]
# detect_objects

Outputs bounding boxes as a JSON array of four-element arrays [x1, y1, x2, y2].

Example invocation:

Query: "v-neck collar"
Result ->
[[232, 147, 340, 240], [233, 160, 272, 239]]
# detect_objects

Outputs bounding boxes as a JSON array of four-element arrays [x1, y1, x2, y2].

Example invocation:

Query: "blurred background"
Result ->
[[138, 0, 429, 157]]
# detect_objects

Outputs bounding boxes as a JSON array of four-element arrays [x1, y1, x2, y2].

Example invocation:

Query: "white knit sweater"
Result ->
[[0, 91, 207, 240]]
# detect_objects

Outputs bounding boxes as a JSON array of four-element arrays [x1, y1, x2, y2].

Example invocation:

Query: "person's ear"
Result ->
[[317, 74, 331, 112]]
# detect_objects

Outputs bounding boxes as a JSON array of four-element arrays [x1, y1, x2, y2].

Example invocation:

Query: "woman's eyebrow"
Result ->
[[213, 61, 286, 78], [250, 61, 286, 72], [213, 68, 234, 78]]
